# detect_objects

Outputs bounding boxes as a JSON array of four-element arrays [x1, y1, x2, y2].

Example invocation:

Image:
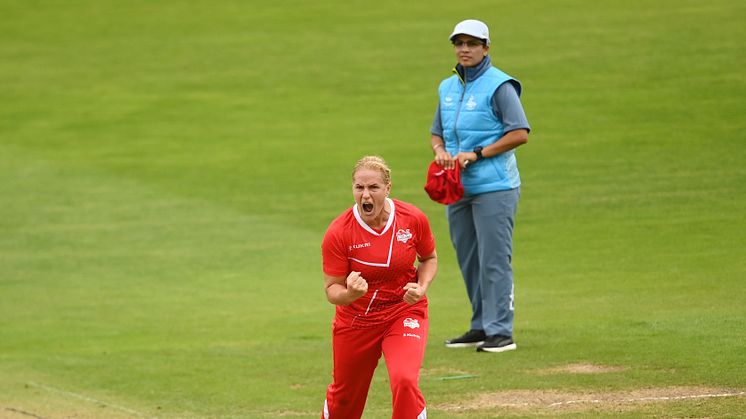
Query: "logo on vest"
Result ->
[[465, 95, 477, 110], [444, 96, 454, 107], [396, 229, 413, 243]]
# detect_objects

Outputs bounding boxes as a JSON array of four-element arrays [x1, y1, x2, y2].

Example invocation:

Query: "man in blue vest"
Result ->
[[430, 19, 531, 353]]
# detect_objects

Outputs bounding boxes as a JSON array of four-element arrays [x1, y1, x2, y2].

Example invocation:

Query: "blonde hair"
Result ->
[[352, 155, 391, 185]]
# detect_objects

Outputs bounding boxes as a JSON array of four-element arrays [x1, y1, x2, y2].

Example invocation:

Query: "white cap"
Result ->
[[449, 19, 490, 45]]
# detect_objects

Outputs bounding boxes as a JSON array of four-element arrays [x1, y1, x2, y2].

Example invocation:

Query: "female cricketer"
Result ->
[[321, 156, 437, 419]]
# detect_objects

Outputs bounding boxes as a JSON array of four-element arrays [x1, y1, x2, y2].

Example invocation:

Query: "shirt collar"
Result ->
[[455, 55, 492, 83]]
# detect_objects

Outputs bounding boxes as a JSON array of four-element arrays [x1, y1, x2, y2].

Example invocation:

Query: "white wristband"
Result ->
[[432, 143, 443, 151]]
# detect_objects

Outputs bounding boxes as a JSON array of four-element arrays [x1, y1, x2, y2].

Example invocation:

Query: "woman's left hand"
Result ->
[[402, 282, 427, 305], [456, 152, 476, 169]]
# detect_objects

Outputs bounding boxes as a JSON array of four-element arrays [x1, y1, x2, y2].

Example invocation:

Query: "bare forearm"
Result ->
[[403, 253, 437, 305], [416, 256, 437, 293], [325, 283, 355, 305], [483, 129, 528, 158], [430, 135, 446, 154], [325, 272, 367, 306]]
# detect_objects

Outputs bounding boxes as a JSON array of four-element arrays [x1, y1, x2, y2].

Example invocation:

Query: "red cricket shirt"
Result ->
[[322, 198, 435, 328]]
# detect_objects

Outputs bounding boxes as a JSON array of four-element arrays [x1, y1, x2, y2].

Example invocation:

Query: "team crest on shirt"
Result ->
[[403, 318, 420, 329], [465, 95, 477, 110], [396, 229, 413, 243]]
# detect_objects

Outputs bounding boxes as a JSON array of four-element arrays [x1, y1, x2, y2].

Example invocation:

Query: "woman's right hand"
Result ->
[[435, 149, 456, 170], [346, 271, 368, 301]]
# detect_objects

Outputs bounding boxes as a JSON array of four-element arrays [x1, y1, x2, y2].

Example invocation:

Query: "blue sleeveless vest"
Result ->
[[438, 65, 521, 194]]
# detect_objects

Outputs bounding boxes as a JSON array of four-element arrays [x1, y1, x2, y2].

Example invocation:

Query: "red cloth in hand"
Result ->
[[424, 161, 463, 205]]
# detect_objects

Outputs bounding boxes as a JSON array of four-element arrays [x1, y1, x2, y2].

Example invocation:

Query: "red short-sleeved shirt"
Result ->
[[322, 198, 435, 328]]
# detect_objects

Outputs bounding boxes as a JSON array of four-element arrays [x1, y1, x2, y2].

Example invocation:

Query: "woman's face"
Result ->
[[452, 34, 489, 68], [353, 168, 391, 223]]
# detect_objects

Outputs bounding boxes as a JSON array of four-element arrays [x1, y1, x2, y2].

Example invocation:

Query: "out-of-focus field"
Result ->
[[1, 1, 744, 417]]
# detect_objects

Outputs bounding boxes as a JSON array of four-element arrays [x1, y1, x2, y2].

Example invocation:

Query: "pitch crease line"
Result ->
[[549, 391, 745, 407], [26, 381, 153, 418]]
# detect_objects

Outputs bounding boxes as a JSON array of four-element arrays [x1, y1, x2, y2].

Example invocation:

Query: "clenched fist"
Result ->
[[346, 271, 368, 301], [402, 282, 426, 305]]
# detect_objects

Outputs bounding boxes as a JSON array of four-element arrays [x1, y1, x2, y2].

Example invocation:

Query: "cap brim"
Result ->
[[449, 32, 489, 45]]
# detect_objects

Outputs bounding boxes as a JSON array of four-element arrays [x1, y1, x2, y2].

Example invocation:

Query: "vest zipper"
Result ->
[[453, 67, 467, 152]]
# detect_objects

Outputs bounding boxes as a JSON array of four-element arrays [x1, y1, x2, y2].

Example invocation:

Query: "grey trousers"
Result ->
[[447, 187, 520, 337]]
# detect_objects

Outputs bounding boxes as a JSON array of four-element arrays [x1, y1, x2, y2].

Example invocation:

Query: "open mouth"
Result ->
[[362, 202, 374, 214]]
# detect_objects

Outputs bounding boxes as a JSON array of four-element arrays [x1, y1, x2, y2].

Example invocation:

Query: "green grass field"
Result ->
[[1, 0, 745, 417]]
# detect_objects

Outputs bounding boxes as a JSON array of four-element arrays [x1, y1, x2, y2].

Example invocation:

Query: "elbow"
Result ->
[[504, 129, 528, 147], [327, 296, 346, 306], [324, 287, 338, 305], [517, 130, 529, 145], [326, 291, 351, 306]]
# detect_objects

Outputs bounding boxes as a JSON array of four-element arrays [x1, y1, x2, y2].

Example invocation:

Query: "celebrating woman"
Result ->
[[321, 156, 437, 419]]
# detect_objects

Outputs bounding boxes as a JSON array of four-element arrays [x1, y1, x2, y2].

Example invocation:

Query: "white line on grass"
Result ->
[[549, 391, 746, 407], [27, 382, 153, 418], [4, 407, 45, 418]]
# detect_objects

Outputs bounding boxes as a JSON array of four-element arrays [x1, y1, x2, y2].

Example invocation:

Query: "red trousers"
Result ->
[[322, 305, 428, 419]]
